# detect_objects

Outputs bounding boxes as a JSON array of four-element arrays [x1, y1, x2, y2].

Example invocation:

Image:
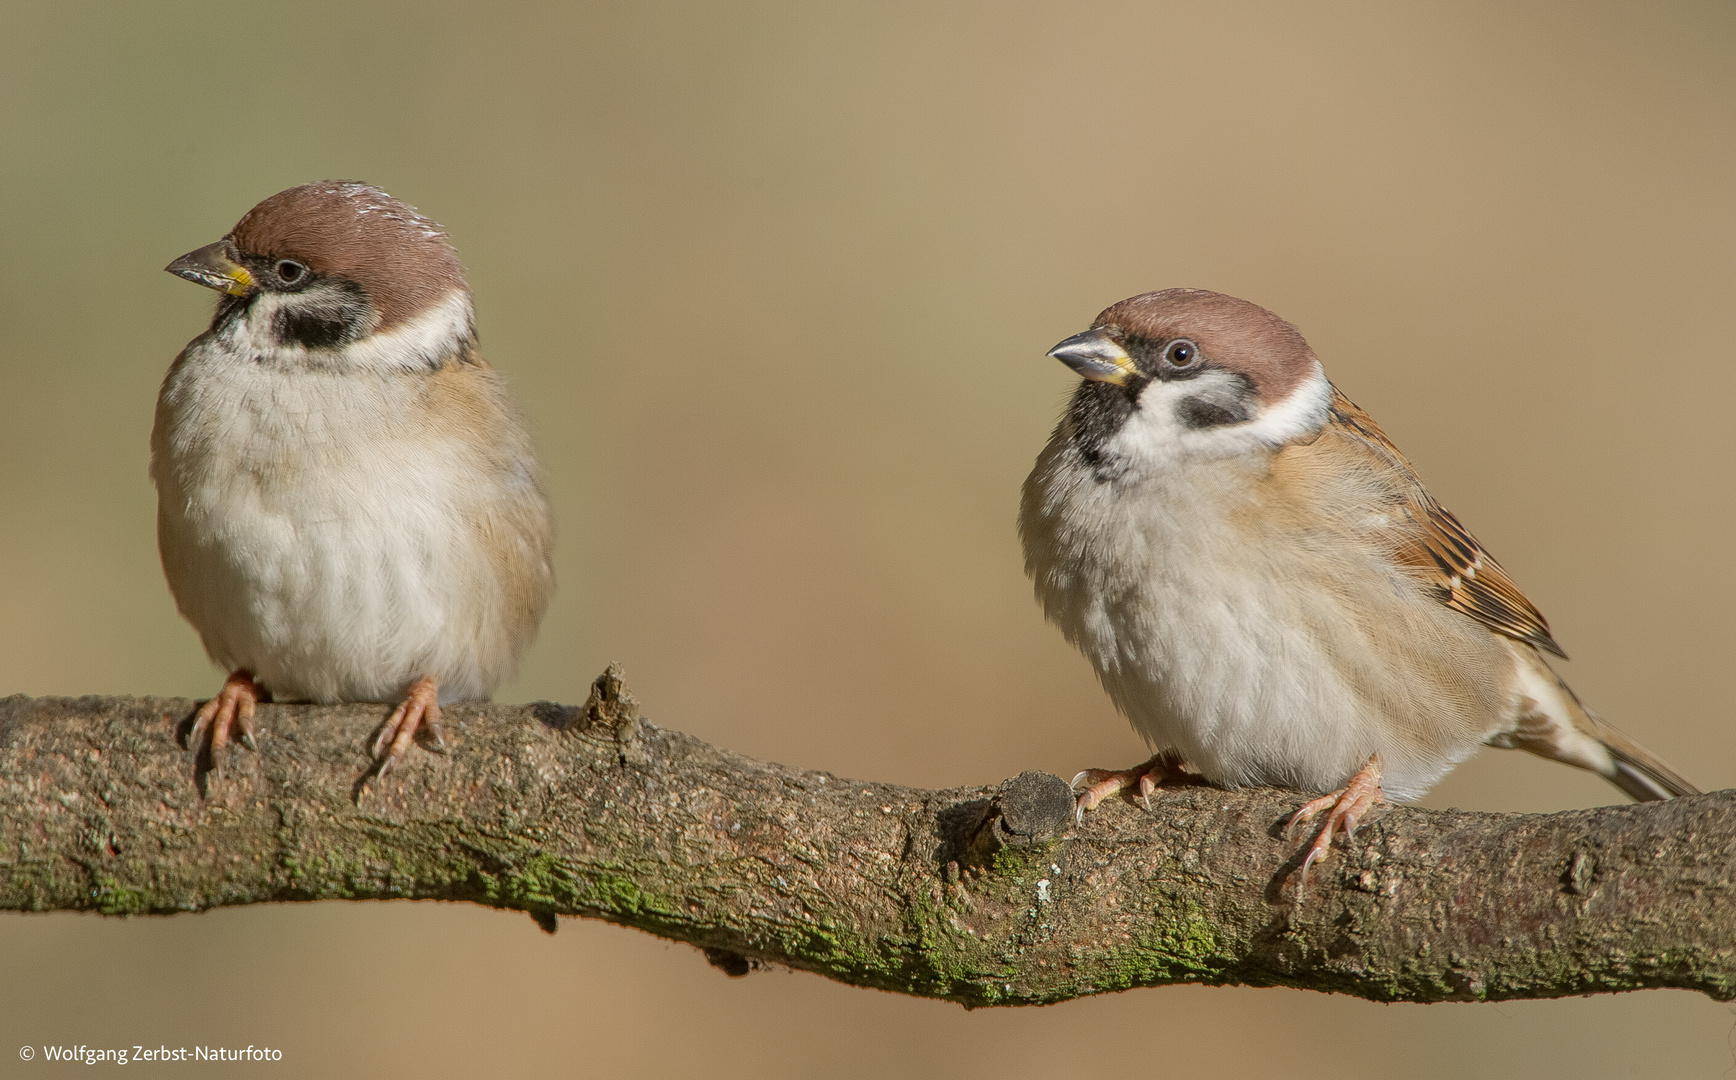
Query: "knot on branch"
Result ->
[[957, 770, 1074, 872], [701, 947, 762, 977], [577, 662, 647, 766]]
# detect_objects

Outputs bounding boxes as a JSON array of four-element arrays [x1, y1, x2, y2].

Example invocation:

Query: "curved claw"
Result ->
[[367, 676, 443, 781], [1069, 752, 1187, 823], [1285, 797, 1329, 840], [1290, 753, 1385, 893], [186, 670, 263, 782]]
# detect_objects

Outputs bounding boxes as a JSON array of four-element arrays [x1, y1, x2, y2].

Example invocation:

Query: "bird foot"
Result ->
[[1071, 751, 1188, 821], [186, 669, 263, 779], [1286, 753, 1385, 891], [368, 676, 446, 780]]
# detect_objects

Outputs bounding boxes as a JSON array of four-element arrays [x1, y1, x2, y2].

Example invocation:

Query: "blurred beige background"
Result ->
[[3, 0, 1734, 1075]]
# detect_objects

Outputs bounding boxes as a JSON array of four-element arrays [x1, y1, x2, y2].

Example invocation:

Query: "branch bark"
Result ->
[[3, 668, 1732, 1006]]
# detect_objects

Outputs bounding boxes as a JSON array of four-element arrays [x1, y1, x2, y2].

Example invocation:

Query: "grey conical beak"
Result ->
[[165, 240, 255, 296], [1047, 327, 1136, 385]]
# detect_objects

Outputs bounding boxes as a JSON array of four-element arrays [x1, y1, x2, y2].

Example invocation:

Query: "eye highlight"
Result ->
[[275, 259, 307, 284], [1163, 338, 1201, 369]]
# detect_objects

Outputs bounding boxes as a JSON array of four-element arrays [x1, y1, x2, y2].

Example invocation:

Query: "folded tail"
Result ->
[[1489, 643, 1700, 802], [1588, 714, 1701, 800]]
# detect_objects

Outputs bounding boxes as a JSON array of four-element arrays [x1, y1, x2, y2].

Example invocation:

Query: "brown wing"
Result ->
[[1326, 387, 1566, 658]]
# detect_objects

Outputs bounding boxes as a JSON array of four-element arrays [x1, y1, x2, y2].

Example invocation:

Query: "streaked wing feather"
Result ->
[[1327, 387, 1566, 658]]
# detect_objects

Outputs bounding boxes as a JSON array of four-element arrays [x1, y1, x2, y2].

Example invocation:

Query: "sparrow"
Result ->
[[152, 181, 555, 782], [1019, 288, 1699, 879]]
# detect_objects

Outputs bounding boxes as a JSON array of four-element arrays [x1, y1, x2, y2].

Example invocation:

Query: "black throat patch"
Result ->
[[1066, 377, 1145, 480]]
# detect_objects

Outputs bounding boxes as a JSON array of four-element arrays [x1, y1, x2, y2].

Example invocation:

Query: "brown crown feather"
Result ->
[[226, 181, 467, 330], [1093, 288, 1318, 405]]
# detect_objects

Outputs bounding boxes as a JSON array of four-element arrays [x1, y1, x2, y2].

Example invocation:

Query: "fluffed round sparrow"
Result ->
[[1020, 289, 1698, 881], [153, 181, 555, 784]]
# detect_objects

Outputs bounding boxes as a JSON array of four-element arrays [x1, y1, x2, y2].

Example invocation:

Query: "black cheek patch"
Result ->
[[274, 306, 364, 349], [269, 280, 372, 350], [1176, 395, 1252, 429]]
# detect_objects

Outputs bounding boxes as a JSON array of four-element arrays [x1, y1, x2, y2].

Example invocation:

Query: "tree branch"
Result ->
[[3, 668, 1732, 1006]]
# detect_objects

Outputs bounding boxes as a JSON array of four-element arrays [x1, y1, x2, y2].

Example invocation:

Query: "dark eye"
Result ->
[[275, 260, 307, 284], [1163, 339, 1200, 368]]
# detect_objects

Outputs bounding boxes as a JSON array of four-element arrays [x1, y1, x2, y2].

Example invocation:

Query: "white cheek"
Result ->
[[1106, 363, 1330, 469], [224, 289, 474, 374], [229, 292, 291, 354]]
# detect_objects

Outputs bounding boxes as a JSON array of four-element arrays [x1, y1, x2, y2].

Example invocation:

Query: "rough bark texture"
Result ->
[[2, 668, 1732, 1007]]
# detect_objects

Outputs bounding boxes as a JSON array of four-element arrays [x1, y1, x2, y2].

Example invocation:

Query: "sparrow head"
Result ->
[[1048, 288, 1331, 474], [166, 181, 473, 365]]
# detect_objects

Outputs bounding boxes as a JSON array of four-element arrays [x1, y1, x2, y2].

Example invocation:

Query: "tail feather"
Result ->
[[1590, 716, 1701, 801], [1496, 643, 1701, 803]]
